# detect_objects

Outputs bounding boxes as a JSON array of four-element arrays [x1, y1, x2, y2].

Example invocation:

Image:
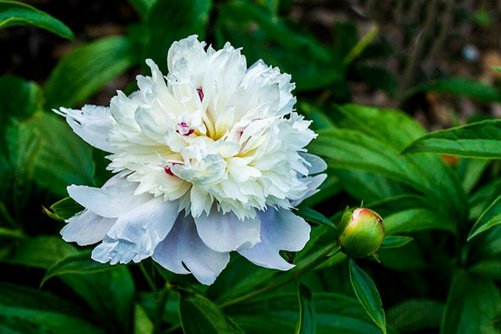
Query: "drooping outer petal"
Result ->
[[239, 209, 311, 270], [61, 210, 115, 246], [152, 216, 230, 285], [194, 207, 261, 252], [67, 173, 150, 218], [54, 105, 115, 152], [91, 197, 179, 264]]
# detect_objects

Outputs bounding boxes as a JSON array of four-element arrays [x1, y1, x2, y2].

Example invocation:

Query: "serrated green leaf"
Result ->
[[45, 36, 135, 108], [179, 292, 244, 334], [348, 259, 386, 334], [0, 0, 73, 39], [296, 284, 316, 334], [441, 272, 501, 334], [407, 77, 501, 103], [468, 195, 501, 241], [379, 236, 413, 249], [42, 250, 115, 286], [387, 299, 443, 332], [403, 120, 501, 159]]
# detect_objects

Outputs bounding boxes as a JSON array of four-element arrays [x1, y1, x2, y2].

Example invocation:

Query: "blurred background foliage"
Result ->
[[0, 0, 500, 333]]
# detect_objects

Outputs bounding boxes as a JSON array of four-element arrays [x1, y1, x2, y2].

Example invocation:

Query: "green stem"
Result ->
[[139, 262, 157, 293], [219, 245, 340, 309], [153, 282, 171, 334]]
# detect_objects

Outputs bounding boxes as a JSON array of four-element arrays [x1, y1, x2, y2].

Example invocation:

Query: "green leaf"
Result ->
[[230, 292, 380, 334], [128, 0, 157, 19], [348, 259, 386, 334], [387, 299, 443, 332], [402, 120, 501, 159], [45, 36, 135, 108], [0, 76, 42, 121], [0, 283, 103, 333], [134, 304, 154, 334], [407, 77, 501, 103], [0, 227, 25, 239], [179, 292, 244, 334], [379, 236, 413, 249], [296, 284, 316, 334], [142, 0, 212, 71], [216, 1, 344, 91], [43, 196, 83, 222], [469, 258, 501, 280], [42, 250, 116, 286], [468, 195, 501, 241], [62, 267, 135, 332], [297, 207, 336, 228], [441, 272, 501, 334], [7, 112, 95, 196], [458, 158, 491, 193], [0, 0, 73, 39], [1, 236, 77, 269], [383, 208, 454, 235]]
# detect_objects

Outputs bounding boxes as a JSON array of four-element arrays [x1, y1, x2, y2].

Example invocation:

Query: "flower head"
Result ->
[[55, 35, 326, 285]]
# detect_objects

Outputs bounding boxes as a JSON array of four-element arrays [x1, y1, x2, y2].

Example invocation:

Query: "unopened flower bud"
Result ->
[[337, 208, 384, 258]]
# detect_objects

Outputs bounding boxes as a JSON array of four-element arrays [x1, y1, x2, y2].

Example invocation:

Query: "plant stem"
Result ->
[[139, 262, 157, 293], [153, 282, 171, 334], [219, 245, 340, 309]]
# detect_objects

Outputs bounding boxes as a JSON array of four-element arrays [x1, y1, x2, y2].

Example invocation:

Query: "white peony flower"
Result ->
[[54, 35, 327, 285]]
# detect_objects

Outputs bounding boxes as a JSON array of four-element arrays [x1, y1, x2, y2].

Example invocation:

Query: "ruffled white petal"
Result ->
[[194, 207, 261, 252], [152, 216, 230, 285], [61, 210, 115, 246], [91, 197, 179, 264], [67, 173, 149, 218], [54, 105, 115, 152], [301, 152, 327, 175], [239, 209, 310, 270]]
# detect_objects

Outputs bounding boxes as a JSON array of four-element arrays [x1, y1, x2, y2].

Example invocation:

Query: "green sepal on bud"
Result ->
[[337, 208, 384, 258]]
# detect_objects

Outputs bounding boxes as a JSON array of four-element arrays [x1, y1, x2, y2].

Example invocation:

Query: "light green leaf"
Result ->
[[441, 272, 501, 334], [387, 299, 443, 332], [45, 36, 135, 108], [179, 292, 244, 334], [42, 251, 116, 286], [407, 77, 501, 103], [296, 284, 316, 334], [380, 236, 413, 249], [468, 195, 501, 241], [134, 304, 154, 334], [0, 0, 73, 39], [458, 158, 491, 193], [402, 120, 501, 159], [0, 283, 103, 333], [348, 259, 386, 334]]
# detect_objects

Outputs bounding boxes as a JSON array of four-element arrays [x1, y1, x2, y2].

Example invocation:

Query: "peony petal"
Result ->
[[239, 208, 310, 270], [167, 35, 208, 88], [54, 105, 115, 152], [61, 210, 115, 246], [301, 152, 327, 175], [67, 173, 149, 218], [291, 174, 327, 206], [194, 207, 261, 252], [91, 197, 179, 264], [153, 216, 230, 285]]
